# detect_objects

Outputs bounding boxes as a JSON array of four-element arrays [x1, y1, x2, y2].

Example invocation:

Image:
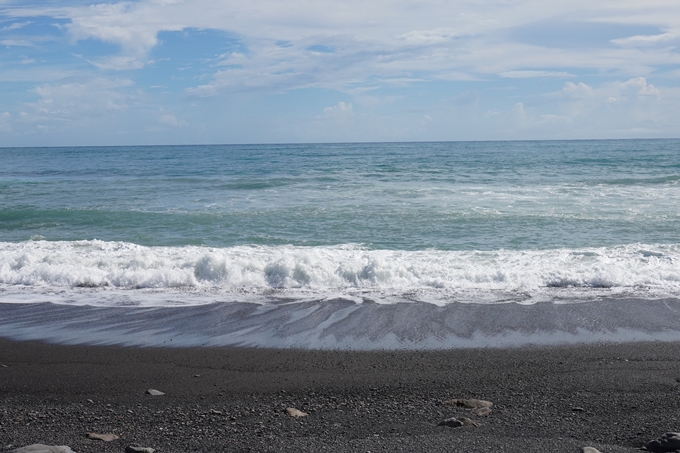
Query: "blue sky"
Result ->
[[1, 0, 680, 146]]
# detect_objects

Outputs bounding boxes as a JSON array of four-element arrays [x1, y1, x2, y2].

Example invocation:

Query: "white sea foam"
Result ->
[[0, 240, 679, 306]]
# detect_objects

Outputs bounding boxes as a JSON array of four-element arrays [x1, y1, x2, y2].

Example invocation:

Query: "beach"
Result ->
[[2, 338, 680, 452], [2, 142, 680, 452]]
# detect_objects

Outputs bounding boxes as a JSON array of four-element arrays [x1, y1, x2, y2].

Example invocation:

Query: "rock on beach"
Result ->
[[10, 446, 76, 453], [146, 389, 165, 396], [87, 432, 120, 442], [125, 446, 156, 453], [438, 417, 481, 428], [286, 407, 308, 417], [443, 398, 493, 415], [643, 432, 680, 452]]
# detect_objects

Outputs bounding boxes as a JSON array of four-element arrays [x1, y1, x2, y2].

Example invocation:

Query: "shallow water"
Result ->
[[2, 299, 680, 349]]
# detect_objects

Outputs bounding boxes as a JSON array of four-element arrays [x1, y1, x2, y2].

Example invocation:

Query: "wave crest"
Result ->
[[0, 240, 679, 305]]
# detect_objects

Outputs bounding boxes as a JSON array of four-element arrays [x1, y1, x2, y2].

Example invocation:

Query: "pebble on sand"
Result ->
[[582, 447, 602, 453], [87, 432, 120, 442], [10, 445, 76, 453], [125, 445, 156, 453], [643, 432, 680, 452], [286, 407, 308, 417], [438, 417, 481, 428], [146, 389, 165, 396], [443, 398, 493, 416]]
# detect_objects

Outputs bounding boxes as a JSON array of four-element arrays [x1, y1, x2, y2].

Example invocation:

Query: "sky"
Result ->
[[1, 0, 680, 146]]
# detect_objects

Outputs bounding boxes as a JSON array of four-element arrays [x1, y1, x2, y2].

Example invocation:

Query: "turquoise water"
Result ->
[[1, 139, 679, 306], [2, 140, 679, 250]]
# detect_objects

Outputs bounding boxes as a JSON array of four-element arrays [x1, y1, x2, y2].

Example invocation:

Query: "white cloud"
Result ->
[[500, 71, 575, 78], [158, 112, 187, 127], [618, 77, 660, 97], [499, 77, 673, 138], [322, 101, 353, 118], [1, 21, 30, 31], [22, 78, 138, 123], [399, 28, 468, 45], [511, 102, 526, 116], [611, 33, 676, 46], [90, 55, 146, 71], [558, 78, 661, 109], [562, 81, 594, 98], [2, 77, 193, 145], [1, 39, 34, 47], [3, 0, 680, 143], [64, 2, 181, 58], [7, 0, 680, 86]]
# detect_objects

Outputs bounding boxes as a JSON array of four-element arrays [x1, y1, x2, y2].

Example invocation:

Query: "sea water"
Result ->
[[1, 140, 679, 348]]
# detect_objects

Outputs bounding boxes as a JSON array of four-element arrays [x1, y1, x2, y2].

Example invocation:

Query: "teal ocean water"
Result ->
[[2, 140, 679, 249], [2, 139, 680, 348], [1, 139, 679, 310]]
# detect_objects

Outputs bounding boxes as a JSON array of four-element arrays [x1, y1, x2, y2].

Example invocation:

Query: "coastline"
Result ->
[[3, 298, 680, 350], [2, 338, 680, 452]]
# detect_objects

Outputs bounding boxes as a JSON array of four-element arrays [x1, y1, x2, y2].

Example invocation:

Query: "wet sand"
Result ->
[[4, 299, 680, 349], [2, 339, 680, 452]]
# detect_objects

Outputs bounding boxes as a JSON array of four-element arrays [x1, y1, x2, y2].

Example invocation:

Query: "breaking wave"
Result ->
[[1, 240, 679, 306]]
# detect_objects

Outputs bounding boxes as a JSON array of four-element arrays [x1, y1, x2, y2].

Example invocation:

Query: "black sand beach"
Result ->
[[2, 339, 680, 452]]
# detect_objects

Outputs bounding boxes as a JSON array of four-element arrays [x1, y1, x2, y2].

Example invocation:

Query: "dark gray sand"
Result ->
[[2, 339, 680, 452]]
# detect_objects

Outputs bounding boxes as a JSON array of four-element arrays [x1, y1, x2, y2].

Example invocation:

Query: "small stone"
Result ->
[[472, 406, 492, 416], [146, 389, 165, 396], [286, 407, 308, 417], [444, 398, 493, 409], [10, 445, 76, 453], [209, 409, 223, 415], [443, 398, 493, 415], [643, 432, 680, 452], [583, 447, 602, 453], [572, 407, 585, 412], [126, 446, 156, 453], [1, 364, 8, 368], [438, 417, 481, 428], [87, 433, 119, 442], [439, 417, 463, 427]]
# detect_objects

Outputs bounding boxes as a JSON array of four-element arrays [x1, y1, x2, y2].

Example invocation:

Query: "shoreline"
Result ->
[[2, 338, 680, 452], [3, 298, 680, 350]]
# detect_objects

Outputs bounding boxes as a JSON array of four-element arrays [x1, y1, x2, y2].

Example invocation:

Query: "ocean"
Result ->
[[1, 140, 680, 348]]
